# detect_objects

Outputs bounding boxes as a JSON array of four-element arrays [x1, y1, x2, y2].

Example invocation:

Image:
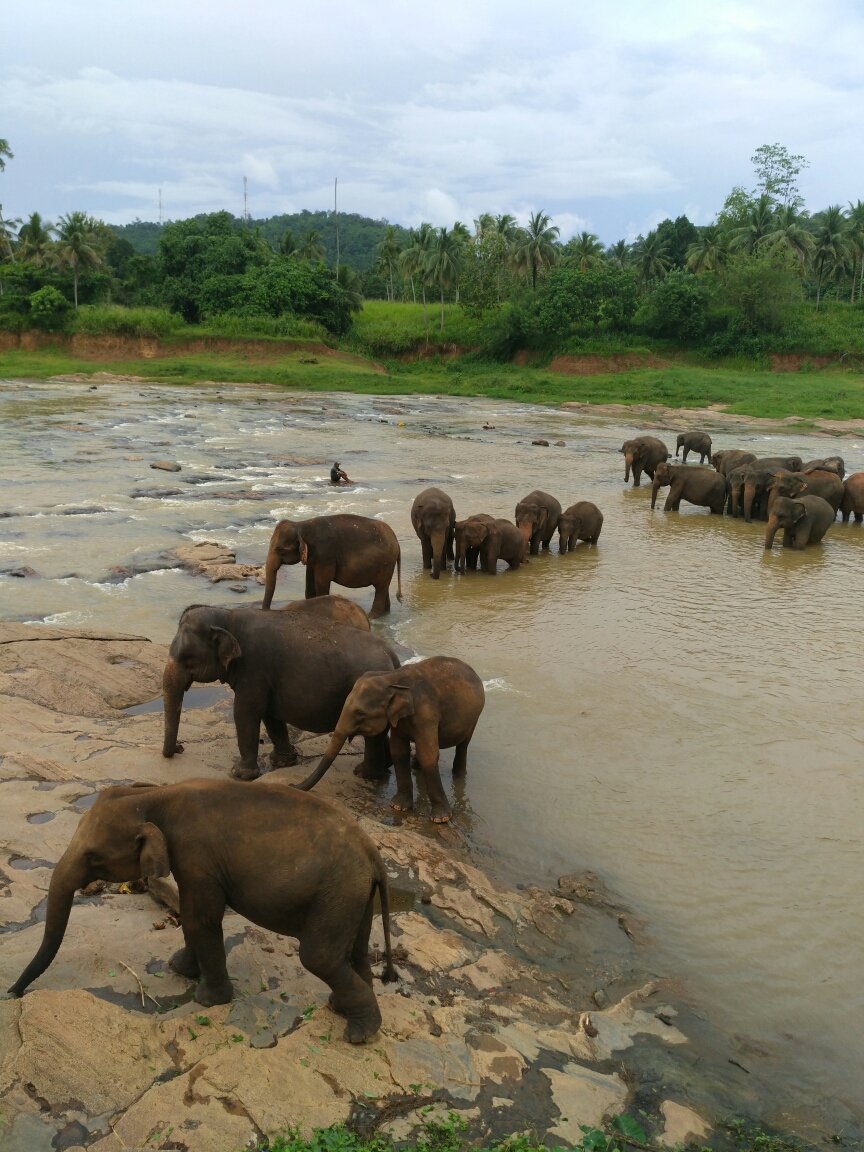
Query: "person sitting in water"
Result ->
[[330, 461, 352, 484]]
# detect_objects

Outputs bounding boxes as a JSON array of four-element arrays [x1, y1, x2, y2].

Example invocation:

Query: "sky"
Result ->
[[2, 0, 863, 244]]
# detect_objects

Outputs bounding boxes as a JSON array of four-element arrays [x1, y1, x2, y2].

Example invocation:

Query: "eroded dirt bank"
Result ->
[[0, 624, 855, 1151]]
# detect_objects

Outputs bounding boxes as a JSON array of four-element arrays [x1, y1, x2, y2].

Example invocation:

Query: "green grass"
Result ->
[[346, 300, 482, 357]]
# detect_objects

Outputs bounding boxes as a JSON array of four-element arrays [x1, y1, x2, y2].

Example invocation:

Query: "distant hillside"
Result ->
[[110, 210, 410, 270]]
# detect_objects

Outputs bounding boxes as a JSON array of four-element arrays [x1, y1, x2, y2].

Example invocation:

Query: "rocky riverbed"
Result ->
[[0, 621, 853, 1152]]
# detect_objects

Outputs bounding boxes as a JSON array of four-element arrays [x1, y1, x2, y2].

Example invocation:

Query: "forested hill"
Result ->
[[110, 210, 410, 269]]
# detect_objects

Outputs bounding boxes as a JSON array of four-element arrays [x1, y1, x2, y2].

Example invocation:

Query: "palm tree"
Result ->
[[0, 204, 22, 263], [605, 239, 631, 270], [764, 206, 814, 268], [399, 223, 436, 326], [376, 225, 403, 302], [566, 231, 604, 272], [492, 214, 519, 299], [51, 212, 101, 307], [423, 226, 464, 329], [631, 231, 670, 285], [0, 138, 12, 172], [18, 212, 56, 266], [336, 264, 363, 313], [728, 194, 776, 253], [513, 211, 559, 289], [473, 213, 494, 238], [847, 200, 864, 304], [685, 225, 727, 273], [279, 229, 297, 258], [810, 206, 851, 311], [297, 228, 325, 263]]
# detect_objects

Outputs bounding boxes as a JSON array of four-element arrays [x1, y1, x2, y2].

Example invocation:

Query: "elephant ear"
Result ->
[[136, 823, 170, 878], [299, 541, 309, 565], [792, 501, 807, 523], [385, 685, 415, 727], [473, 523, 489, 542], [210, 626, 242, 668], [536, 507, 548, 528]]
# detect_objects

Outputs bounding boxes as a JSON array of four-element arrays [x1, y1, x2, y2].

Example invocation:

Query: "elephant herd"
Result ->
[[622, 433, 864, 551]]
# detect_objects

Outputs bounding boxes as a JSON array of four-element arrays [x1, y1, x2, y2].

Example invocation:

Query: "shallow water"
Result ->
[[1, 379, 862, 1110]]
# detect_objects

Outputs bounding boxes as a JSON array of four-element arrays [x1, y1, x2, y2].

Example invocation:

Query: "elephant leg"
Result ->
[[420, 533, 433, 570], [350, 892, 375, 988], [304, 565, 316, 599], [782, 529, 793, 548], [416, 733, 450, 823], [529, 533, 540, 555], [231, 695, 262, 780], [632, 465, 643, 487], [682, 448, 689, 463], [369, 576, 391, 619], [263, 715, 297, 768], [169, 936, 201, 980], [452, 727, 475, 776], [354, 731, 390, 779], [856, 512, 863, 523], [389, 731, 414, 812], [794, 527, 809, 550], [313, 566, 335, 598], [299, 925, 381, 1044], [179, 886, 233, 1007]]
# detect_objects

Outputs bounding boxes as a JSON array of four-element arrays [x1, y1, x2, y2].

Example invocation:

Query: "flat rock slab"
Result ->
[[150, 460, 181, 472]]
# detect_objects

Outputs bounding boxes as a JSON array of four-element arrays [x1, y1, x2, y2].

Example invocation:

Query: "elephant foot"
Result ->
[[353, 762, 389, 780], [343, 1013, 381, 1044], [390, 792, 414, 813], [429, 802, 452, 824], [231, 761, 260, 781], [162, 742, 184, 758], [269, 747, 298, 768], [169, 946, 200, 980], [194, 978, 235, 1007]]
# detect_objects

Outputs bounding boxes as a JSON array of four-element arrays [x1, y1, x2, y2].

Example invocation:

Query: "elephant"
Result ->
[[739, 459, 804, 521], [725, 464, 751, 517], [295, 657, 485, 824], [7, 779, 396, 1042], [454, 514, 497, 572], [803, 456, 845, 479], [767, 469, 844, 515], [515, 490, 562, 553], [280, 595, 370, 631], [840, 473, 864, 522], [765, 495, 835, 550], [621, 437, 670, 486], [676, 431, 712, 464], [411, 488, 456, 579], [650, 462, 727, 513], [162, 606, 399, 780], [711, 450, 757, 477], [261, 515, 402, 619], [454, 517, 526, 573], [558, 502, 603, 550]]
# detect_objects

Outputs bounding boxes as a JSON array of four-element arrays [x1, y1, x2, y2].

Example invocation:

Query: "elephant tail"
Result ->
[[374, 854, 397, 983], [395, 546, 403, 603]]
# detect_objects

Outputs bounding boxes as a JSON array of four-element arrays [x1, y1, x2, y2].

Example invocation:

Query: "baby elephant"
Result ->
[[456, 517, 527, 573], [651, 462, 726, 513], [558, 502, 603, 551], [8, 780, 396, 1043], [765, 495, 835, 550], [675, 430, 712, 464], [296, 657, 485, 824]]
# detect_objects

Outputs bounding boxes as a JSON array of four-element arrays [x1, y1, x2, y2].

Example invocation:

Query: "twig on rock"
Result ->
[[119, 960, 160, 1009]]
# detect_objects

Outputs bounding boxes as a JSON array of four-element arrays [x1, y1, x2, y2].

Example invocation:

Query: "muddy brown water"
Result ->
[[1, 380, 862, 1113]]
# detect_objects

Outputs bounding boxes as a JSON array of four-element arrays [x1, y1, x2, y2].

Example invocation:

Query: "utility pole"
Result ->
[[243, 176, 248, 222], [334, 177, 339, 270], [158, 188, 162, 226]]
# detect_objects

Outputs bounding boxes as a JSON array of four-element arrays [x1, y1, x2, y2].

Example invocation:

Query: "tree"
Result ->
[[751, 143, 809, 209], [654, 216, 700, 268], [685, 225, 727, 273], [376, 224, 402, 302], [52, 212, 102, 307], [535, 266, 638, 337], [631, 230, 670, 285], [562, 231, 604, 272], [0, 138, 11, 172], [18, 212, 56, 267], [717, 186, 755, 231], [764, 205, 814, 269], [847, 200, 864, 304], [399, 223, 435, 325], [335, 263, 363, 313], [423, 226, 464, 329], [279, 229, 298, 257], [0, 204, 22, 263], [605, 239, 631, 270], [810, 206, 851, 310], [297, 227, 325, 263], [728, 195, 776, 253], [513, 211, 559, 289], [493, 214, 519, 299], [640, 270, 711, 341]]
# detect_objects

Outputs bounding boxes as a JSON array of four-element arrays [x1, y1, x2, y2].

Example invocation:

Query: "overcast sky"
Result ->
[[2, 0, 863, 242]]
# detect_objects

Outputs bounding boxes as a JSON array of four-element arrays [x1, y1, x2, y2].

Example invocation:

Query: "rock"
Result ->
[[542, 1064, 628, 1143], [161, 542, 265, 586], [51, 1119, 90, 1150], [554, 440, 566, 446], [465, 1032, 526, 1083], [657, 1100, 712, 1146], [392, 912, 476, 973], [228, 583, 248, 593], [531, 439, 550, 446], [388, 1034, 481, 1101], [451, 949, 522, 991], [6, 567, 39, 578], [150, 460, 181, 472], [593, 988, 609, 1009], [589, 983, 687, 1060]]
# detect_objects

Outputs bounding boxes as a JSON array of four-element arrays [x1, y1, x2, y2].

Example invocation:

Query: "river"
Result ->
[[1, 379, 862, 1114]]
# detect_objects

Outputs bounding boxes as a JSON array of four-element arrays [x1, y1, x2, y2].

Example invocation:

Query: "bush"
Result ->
[[720, 247, 802, 336], [29, 286, 71, 331], [535, 267, 638, 339], [203, 313, 331, 341], [70, 305, 183, 338], [638, 270, 712, 341]]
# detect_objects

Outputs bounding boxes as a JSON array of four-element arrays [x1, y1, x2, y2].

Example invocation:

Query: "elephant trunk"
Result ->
[[650, 479, 660, 509], [162, 657, 192, 759], [294, 728, 349, 791], [261, 548, 282, 610], [765, 515, 780, 549], [624, 453, 634, 481], [743, 486, 756, 523], [429, 527, 446, 580], [517, 521, 532, 544], [8, 853, 86, 996]]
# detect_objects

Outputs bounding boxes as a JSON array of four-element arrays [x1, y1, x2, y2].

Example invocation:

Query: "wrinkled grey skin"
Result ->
[[765, 495, 836, 550], [455, 517, 527, 573], [411, 487, 456, 579], [675, 431, 712, 464], [162, 606, 399, 780], [802, 456, 845, 480], [514, 491, 562, 554], [621, 437, 670, 487], [841, 472, 864, 522], [558, 502, 604, 550], [712, 450, 757, 477], [767, 469, 844, 515], [651, 462, 727, 513], [454, 514, 497, 572]]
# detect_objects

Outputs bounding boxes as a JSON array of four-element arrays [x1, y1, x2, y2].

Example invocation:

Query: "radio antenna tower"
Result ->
[[158, 188, 162, 226], [334, 177, 339, 269], [243, 176, 248, 222]]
